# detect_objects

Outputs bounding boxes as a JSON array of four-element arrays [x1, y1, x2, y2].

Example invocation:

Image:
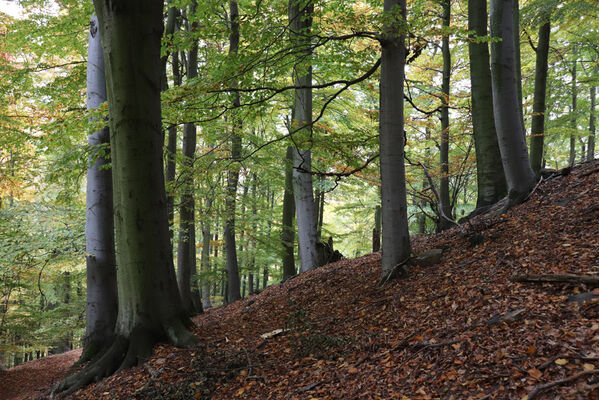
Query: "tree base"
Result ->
[[53, 323, 199, 398]]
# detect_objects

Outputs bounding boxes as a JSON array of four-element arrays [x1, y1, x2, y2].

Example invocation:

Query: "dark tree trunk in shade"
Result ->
[[200, 198, 213, 309], [177, 1, 200, 316], [379, 0, 411, 280], [438, 0, 452, 231], [529, 21, 551, 176], [372, 205, 381, 252], [281, 146, 296, 280], [224, 0, 242, 304], [82, 13, 117, 363], [468, 0, 506, 212], [490, 0, 536, 207]]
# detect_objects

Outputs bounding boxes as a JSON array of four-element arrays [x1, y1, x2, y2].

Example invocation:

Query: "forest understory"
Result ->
[[2, 160, 599, 400]]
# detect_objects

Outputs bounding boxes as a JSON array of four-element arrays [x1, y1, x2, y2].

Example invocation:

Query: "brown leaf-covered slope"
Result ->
[[5, 161, 599, 400]]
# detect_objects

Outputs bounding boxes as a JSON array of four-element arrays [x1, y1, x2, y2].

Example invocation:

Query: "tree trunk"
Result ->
[[489, 0, 536, 207], [438, 0, 452, 231], [569, 47, 578, 167], [529, 21, 551, 176], [82, 13, 117, 363], [588, 65, 597, 161], [468, 0, 507, 211], [379, 0, 411, 280], [177, 4, 200, 315], [225, 0, 242, 303], [58, 2, 198, 394], [513, 0, 525, 134], [281, 146, 296, 280], [289, 0, 318, 273], [200, 198, 213, 309], [372, 205, 381, 252]]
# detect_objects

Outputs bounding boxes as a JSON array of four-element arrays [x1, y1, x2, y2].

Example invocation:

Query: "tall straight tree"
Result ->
[[81, 14, 117, 362], [569, 46, 578, 167], [379, 0, 411, 280], [438, 0, 452, 231], [177, 1, 201, 316], [58, 1, 198, 394], [468, 0, 506, 212], [529, 20, 551, 176], [224, 0, 242, 303], [281, 146, 296, 280], [588, 63, 597, 161], [490, 0, 536, 207], [289, 0, 318, 273]]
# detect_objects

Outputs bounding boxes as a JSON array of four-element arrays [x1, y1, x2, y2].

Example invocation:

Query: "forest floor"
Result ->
[[3, 160, 599, 400]]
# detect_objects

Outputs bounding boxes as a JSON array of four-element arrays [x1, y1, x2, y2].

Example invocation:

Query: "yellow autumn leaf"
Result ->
[[583, 363, 595, 371], [555, 358, 568, 365], [235, 388, 245, 396]]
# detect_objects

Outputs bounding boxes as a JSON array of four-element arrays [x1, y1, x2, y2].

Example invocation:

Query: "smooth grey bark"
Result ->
[[289, 0, 318, 273], [468, 0, 507, 212], [58, 1, 198, 394], [379, 0, 411, 280], [281, 146, 296, 280], [489, 0, 536, 206], [569, 47, 578, 167], [177, 3, 200, 316], [225, 0, 241, 303], [438, 0, 452, 231], [529, 21, 551, 176], [588, 65, 597, 161], [82, 14, 117, 362]]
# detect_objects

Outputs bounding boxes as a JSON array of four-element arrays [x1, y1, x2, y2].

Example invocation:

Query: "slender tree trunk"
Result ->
[[200, 198, 213, 309], [588, 65, 597, 161], [177, 4, 200, 315], [569, 47, 578, 167], [514, 0, 525, 134], [82, 13, 117, 362], [490, 0, 536, 207], [225, 0, 242, 303], [163, 5, 178, 243], [281, 147, 296, 280], [468, 0, 507, 212], [289, 0, 318, 273], [438, 0, 452, 231], [379, 0, 411, 280], [372, 205, 381, 252], [59, 2, 198, 394], [529, 21, 551, 176]]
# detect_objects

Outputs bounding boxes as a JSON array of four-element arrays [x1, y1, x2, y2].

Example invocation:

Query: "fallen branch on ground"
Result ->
[[511, 273, 599, 286], [527, 369, 599, 399]]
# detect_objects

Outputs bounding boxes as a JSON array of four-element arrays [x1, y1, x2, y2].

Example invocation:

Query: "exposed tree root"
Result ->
[[52, 323, 200, 398]]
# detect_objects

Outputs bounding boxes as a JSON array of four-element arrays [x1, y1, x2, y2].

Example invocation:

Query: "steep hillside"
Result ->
[[3, 160, 599, 400]]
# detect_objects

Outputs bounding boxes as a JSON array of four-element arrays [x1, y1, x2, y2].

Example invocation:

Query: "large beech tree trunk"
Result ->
[[57, 2, 198, 395], [468, 0, 506, 212], [289, 0, 318, 273], [438, 0, 452, 231], [224, 0, 242, 303], [529, 21, 551, 176], [379, 0, 411, 280], [490, 0, 536, 207], [177, 2, 201, 316], [82, 14, 117, 362]]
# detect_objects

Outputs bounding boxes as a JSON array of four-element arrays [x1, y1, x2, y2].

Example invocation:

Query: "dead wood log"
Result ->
[[527, 369, 599, 399], [512, 274, 599, 286]]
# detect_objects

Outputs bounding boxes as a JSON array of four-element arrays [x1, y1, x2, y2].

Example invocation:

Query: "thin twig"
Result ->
[[528, 369, 599, 399]]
